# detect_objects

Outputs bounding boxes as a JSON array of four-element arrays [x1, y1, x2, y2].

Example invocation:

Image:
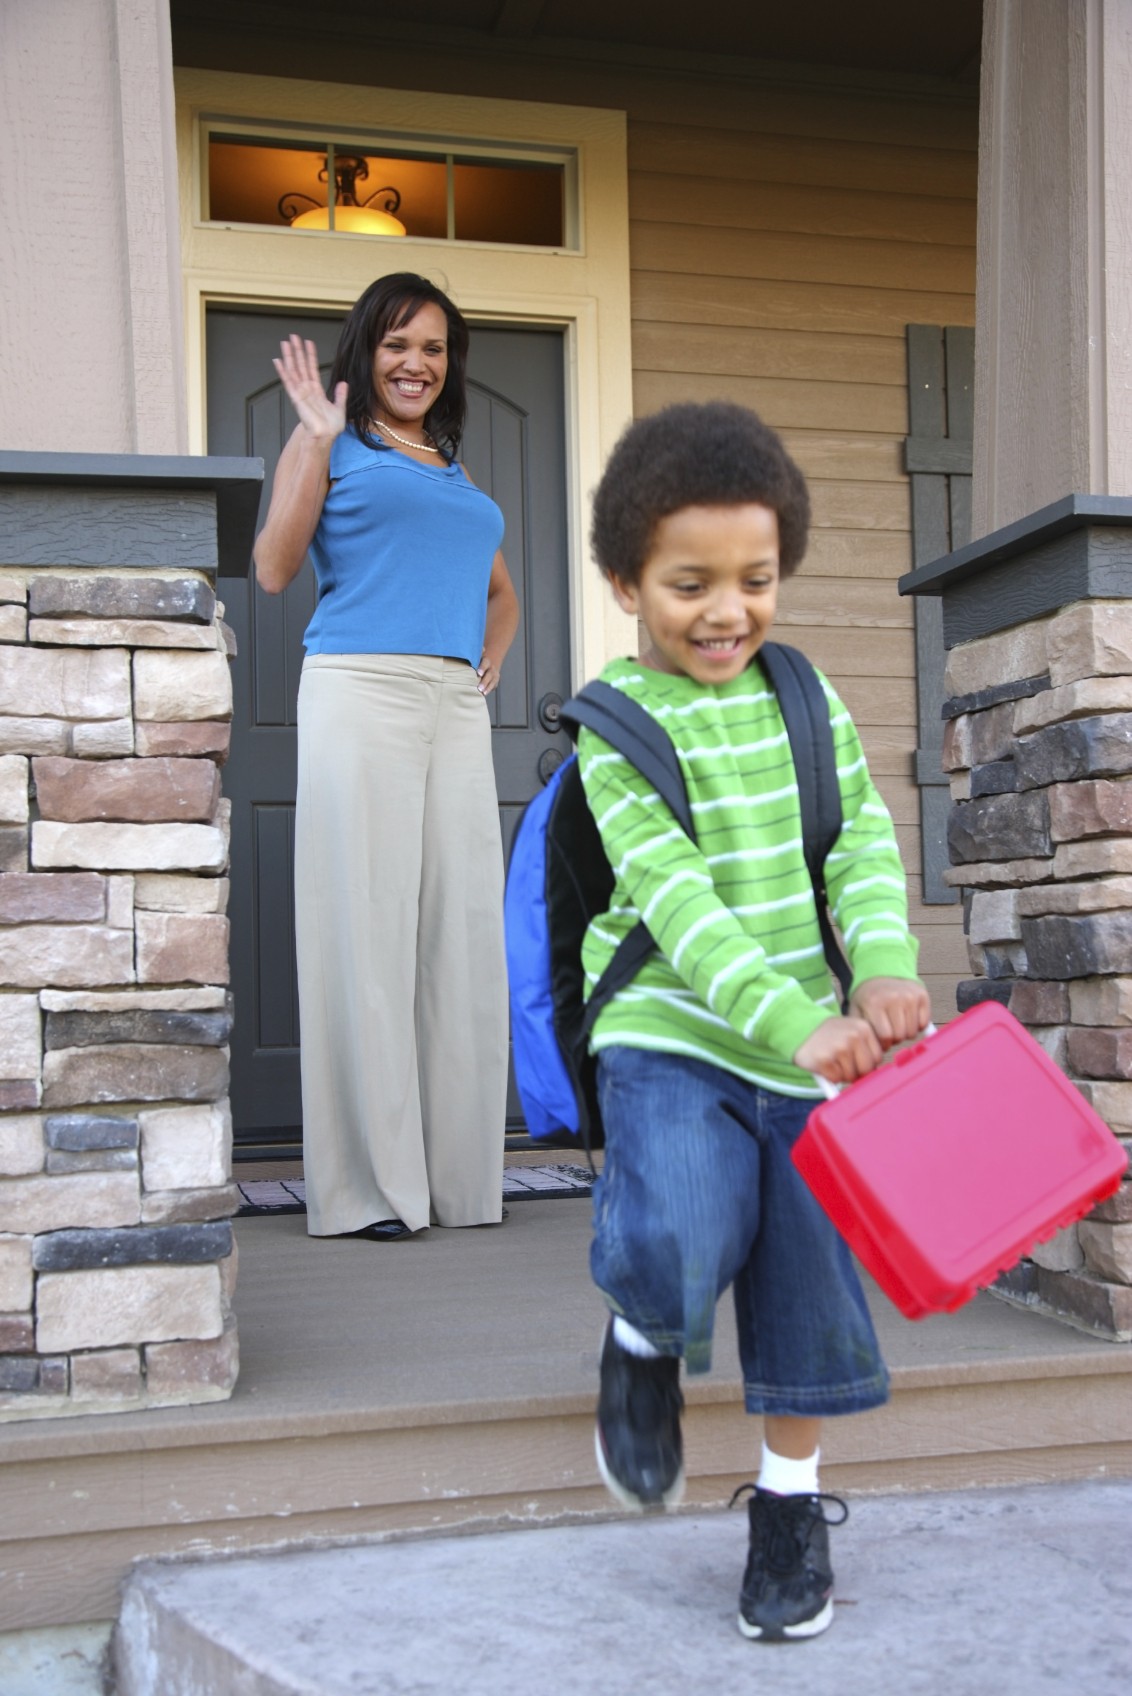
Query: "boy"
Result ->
[[578, 401, 930, 1642]]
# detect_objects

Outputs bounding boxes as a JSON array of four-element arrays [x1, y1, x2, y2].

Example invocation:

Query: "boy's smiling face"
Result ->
[[610, 502, 781, 686]]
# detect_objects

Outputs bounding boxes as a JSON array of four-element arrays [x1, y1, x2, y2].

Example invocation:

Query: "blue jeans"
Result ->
[[591, 1046, 889, 1418]]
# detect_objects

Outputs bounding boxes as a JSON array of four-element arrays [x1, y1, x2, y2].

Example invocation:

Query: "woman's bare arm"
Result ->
[[253, 337, 348, 595], [477, 551, 520, 695]]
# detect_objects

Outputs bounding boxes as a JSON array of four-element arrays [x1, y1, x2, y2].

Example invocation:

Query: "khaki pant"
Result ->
[[295, 654, 508, 1234]]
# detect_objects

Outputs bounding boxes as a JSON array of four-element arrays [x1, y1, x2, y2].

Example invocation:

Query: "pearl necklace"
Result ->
[[371, 418, 440, 453]]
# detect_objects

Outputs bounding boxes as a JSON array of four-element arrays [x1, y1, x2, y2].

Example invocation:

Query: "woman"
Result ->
[[254, 273, 520, 1240]]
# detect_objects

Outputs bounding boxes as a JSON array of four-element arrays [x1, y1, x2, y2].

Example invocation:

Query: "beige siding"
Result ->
[[625, 94, 976, 1020], [172, 25, 977, 1014]]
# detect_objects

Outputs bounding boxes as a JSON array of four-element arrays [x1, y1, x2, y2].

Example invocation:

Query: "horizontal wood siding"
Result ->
[[626, 91, 976, 1019], [170, 23, 978, 1014]]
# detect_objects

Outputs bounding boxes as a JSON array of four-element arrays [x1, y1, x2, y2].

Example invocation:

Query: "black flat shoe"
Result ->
[[348, 1219, 411, 1240]]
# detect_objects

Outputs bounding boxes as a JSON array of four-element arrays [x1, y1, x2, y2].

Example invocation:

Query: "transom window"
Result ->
[[204, 122, 575, 249]]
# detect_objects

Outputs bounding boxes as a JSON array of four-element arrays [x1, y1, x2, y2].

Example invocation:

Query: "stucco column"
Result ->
[[974, 0, 1132, 537], [0, 0, 186, 455]]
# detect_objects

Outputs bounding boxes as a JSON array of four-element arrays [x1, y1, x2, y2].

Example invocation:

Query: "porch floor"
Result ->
[[3, 1197, 1132, 1630]]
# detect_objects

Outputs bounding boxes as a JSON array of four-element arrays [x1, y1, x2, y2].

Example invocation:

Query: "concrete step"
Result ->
[[5, 1204, 1132, 1631], [113, 1479, 1132, 1696]]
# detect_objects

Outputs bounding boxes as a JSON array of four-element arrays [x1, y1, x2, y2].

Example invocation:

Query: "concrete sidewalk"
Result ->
[[105, 1475, 1131, 1696]]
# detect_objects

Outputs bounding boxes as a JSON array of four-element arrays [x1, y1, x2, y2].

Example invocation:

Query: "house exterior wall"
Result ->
[[0, 0, 187, 455], [621, 85, 976, 1017], [170, 28, 978, 1014], [0, 18, 983, 1424]]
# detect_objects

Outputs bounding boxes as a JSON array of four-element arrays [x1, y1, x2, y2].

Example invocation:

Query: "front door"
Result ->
[[206, 308, 570, 1148]]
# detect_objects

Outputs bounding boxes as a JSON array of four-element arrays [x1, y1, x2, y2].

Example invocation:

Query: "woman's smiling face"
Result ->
[[609, 502, 781, 686], [370, 301, 449, 429]]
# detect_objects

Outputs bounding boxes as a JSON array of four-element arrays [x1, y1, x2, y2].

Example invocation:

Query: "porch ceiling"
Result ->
[[171, 0, 983, 84]]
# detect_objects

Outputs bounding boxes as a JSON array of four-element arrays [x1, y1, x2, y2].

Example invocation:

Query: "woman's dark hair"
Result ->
[[591, 401, 811, 583], [329, 272, 469, 462]]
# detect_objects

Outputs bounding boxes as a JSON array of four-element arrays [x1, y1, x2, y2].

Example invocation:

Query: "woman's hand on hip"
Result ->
[[273, 336, 348, 442], [476, 651, 501, 695], [479, 554, 519, 694]]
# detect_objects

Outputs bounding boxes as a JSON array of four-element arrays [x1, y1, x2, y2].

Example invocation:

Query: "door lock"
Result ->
[[538, 692, 564, 732]]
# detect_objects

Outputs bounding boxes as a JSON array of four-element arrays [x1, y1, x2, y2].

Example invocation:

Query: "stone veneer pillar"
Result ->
[[0, 452, 261, 1419], [902, 495, 1132, 1343]]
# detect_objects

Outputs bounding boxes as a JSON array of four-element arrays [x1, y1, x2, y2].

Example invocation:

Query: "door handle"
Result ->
[[538, 748, 565, 785]]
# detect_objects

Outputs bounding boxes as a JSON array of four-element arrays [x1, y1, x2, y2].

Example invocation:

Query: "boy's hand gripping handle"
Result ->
[[812, 1024, 937, 1099]]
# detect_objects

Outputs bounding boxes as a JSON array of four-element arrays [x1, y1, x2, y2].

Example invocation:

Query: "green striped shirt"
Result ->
[[578, 655, 920, 1097]]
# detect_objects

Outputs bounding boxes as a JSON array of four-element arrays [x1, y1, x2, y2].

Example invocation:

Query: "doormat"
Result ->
[[235, 1164, 594, 1217]]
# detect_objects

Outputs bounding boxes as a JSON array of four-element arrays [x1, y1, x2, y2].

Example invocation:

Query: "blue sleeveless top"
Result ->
[[304, 428, 505, 666]]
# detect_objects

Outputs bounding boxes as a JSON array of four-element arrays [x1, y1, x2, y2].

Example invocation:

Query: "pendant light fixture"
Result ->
[[278, 152, 406, 236]]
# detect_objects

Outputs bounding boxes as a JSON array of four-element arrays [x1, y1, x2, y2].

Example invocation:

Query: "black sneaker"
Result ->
[[594, 1320, 685, 1510], [731, 1484, 848, 1641]]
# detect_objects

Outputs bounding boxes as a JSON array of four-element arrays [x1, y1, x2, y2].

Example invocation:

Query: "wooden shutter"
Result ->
[[905, 325, 974, 904]]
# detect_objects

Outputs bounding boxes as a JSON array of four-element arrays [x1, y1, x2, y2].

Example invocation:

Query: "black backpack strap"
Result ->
[[581, 923, 657, 1040], [561, 683, 694, 1036], [561, 682, 693, 838], [564, 657, 852, 1036], [758, 642, 852, 1011]]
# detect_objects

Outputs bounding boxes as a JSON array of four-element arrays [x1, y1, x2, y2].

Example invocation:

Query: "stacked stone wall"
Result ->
[[0, 566, 239, 1418], [943, 598, 1132, 1340]]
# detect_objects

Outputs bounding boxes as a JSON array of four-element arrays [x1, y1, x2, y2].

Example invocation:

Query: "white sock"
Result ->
[[612, 1315, 661, 1358], [757, 1441, 820, 1497]]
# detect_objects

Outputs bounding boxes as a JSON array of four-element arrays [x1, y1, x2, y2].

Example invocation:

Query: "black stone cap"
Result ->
[[0, 451, 262, 578], [899, 493, 1132, 598]]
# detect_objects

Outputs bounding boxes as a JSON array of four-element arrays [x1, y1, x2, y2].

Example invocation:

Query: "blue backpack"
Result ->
[[504, 642, 851, 1149]]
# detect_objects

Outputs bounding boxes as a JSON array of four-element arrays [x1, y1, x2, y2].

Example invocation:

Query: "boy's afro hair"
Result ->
[[590, 401, 811, 584]]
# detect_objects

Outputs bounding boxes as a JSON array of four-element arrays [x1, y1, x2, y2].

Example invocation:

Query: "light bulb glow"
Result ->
[[291, 205, 406, 236]]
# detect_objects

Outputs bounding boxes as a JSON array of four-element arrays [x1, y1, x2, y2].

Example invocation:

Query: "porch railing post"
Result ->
[[901, 497, 1132, 1341], [0, 451, 261, 1420]]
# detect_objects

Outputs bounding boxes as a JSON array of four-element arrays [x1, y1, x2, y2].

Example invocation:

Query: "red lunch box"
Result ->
[[792, 1000, 1128, 1319]]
